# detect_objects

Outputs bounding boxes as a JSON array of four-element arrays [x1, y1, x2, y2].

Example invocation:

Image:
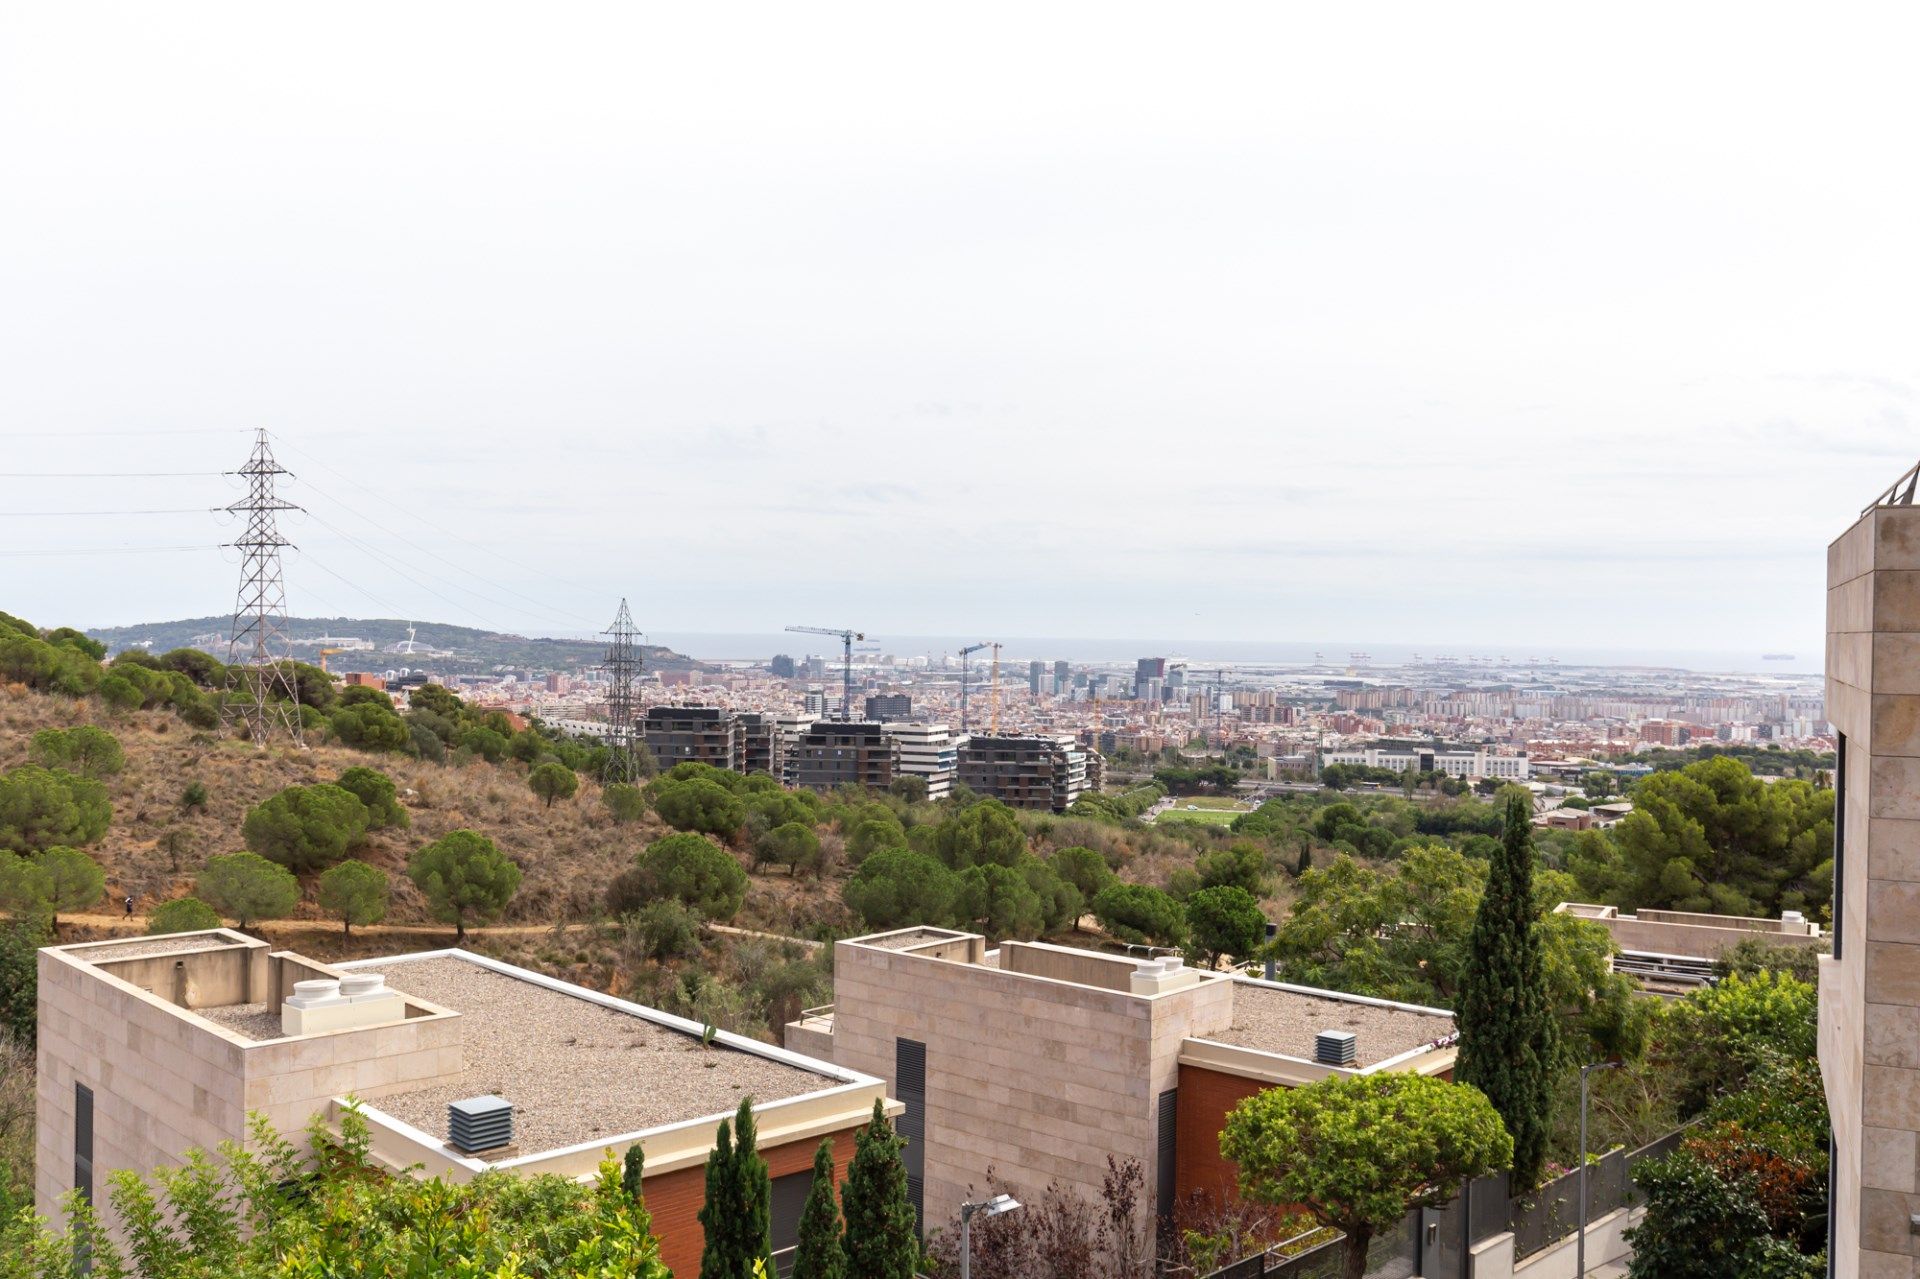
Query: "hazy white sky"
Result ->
[[3, 3, 1917, 656]]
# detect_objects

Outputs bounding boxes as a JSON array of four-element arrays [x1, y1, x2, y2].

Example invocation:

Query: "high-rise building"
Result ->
[[956, 734, 1094, 811], [1053, 659, 1070, 696], [732, 711, 779, 777], [883, 722, 956, 801], [804, 687, 828, 716], [1028, 660, 1046, 696], [769, 653, 797, 678], [1134, 657, 1166, 701], [864, 693, 912, 723], [788, 721, 898, 792]]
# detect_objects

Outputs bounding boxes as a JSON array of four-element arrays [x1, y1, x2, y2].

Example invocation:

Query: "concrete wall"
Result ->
[[1596, 916, 1826, 960], [88, 944, 268, 1008], [999, 941, 1143, 992], [1822, 504, 1920, 1278], [1467, 1205, 1639, 1279], [827, 939, 1233, 1236], [36, 949, 250, 1224]]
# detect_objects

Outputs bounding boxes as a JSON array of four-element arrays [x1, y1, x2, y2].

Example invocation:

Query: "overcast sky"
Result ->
[[3, 4, 1917, 659]]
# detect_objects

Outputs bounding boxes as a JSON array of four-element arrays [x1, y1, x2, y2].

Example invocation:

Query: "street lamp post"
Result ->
[[959, 1193, 1023, 1279], [1578, 1060, 1622, 1278]]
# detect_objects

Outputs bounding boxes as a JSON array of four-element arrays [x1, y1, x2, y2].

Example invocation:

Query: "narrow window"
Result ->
[[769, 1168, 811, 1274], [1155, 1088, 1178, 1222], [1834, 733, 1847, 961], [895, 1037, 927, 1234], [74, 1083, 93, 1205]]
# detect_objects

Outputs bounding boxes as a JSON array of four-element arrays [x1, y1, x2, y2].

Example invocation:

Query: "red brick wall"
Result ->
[[642, 1124, 864, 1277], [1174, 1064, 1268, 1210]]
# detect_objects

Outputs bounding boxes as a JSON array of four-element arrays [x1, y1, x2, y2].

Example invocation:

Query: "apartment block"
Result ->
[[787, 721, 898, 792], [882, 722, 957, 801], [1821, 495, 1920, 1276], [733, 711, 780, 777], [955, 733, 1093, 811], [638, 705, 738, 771], [37, 931, 895, 1278], [785, 928, 1455, 1243], [864, 693, 912, 723]]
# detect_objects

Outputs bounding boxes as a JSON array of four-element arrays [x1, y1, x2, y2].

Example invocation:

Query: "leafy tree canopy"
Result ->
[[28, 727, 123, 779], [242, 783, 371, 872], [634, 832, 748, 922], [318, 859, 390, 935], [843, 848, 959, 931], [147, 897, 222, 936], [408, 830, 521, 939], [197, 852, 301, 928], [335, 766, 409, 830], [0, 765, 111, 853]]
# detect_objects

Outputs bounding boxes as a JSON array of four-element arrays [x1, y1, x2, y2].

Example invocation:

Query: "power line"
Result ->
[[300, 511, 513, 632], [222, 429, 305, 748], [269, 433, 606, 602], [0, 508, 213, 517], [0, 544, 219, 557], [0, 470, 219, 478]]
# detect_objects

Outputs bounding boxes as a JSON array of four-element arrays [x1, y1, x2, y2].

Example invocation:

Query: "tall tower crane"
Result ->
[[988, 641, 1004, 734], [957, 642, 990, 733], [786, 625, 863, 721]]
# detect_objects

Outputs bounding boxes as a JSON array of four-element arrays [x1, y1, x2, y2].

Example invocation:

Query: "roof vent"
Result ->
[[1315, 1030, 1358, 1068], [448, 1095, 513, 1154]]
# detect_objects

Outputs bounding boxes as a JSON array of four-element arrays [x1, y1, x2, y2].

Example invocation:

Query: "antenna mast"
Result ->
[[603, 598, 643, 783], [222, 428, 305, 747]]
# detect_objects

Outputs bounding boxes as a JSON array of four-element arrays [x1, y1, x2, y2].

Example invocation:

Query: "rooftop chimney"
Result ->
[[1315, 1029, 1358, 1068], [280, 971, 406, 1036]]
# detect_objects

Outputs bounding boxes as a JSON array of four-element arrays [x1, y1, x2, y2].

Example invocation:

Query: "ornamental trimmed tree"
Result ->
[[528, 761, 579, 810], [792, 1138, 846, 1279], [1454, 790, 1557, 1189], [408, 830, 521, 940], [1222, 1073, 1513, 1279], [698, 1097, 773, 1279], [840, 1099, 917, 1279], [197, 852, 300, 929], [317, 859, 390, 935]]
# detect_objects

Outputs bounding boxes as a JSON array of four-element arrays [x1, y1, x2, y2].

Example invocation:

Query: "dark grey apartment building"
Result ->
[[863, 693, 912, 723], [955, 733, 1093, 811], [787, 721, 898, 792], [638, 706, 739, 771]]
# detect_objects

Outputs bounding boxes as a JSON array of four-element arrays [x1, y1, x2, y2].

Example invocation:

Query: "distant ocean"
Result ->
[[633, 632, 1824, 677]]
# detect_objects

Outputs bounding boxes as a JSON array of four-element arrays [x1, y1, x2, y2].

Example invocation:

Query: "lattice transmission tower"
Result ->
[[602, 598, 644, 783], [222, 429, 306, 747]]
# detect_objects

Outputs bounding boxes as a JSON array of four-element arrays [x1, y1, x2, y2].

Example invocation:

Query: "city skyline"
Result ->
[[7, 5, 1919, 656]]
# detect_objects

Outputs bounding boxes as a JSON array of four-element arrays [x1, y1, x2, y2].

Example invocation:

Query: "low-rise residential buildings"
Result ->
[[1322, 742, 1531, 780], [36, 931, 896, 1278], [785, 927, 1457, 1239]]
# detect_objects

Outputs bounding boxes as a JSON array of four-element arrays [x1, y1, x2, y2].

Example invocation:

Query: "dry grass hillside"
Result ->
[[1, 684, 783, 932]]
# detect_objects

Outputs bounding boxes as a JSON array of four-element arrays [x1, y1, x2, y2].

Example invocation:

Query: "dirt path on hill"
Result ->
[[54, 913, 820, 948]]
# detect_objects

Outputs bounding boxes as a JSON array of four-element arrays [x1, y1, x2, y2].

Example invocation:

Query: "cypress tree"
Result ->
[[840, 1099, 918, 1279], [792, 1138, 847, 1279], [698, 1118, 736, 1279], [698, 1100, 774, 1279], [622, 1143, 645, 1206], [1455, 789, 1558, 1189]]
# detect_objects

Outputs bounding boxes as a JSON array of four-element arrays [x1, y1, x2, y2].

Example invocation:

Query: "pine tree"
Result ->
[[840, 1100, 918, 1279], [1454, 789, 1558, 1189], [792, 1138, 847, 1279]]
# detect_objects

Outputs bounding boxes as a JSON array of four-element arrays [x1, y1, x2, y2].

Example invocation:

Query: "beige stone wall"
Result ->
[[1822, 505, 1920, 1277], [36, 950, 249, 1224], [241, 1013, 466, 1144], [1596, 916, 1826, 960], [827, 940, 1234, 1234]]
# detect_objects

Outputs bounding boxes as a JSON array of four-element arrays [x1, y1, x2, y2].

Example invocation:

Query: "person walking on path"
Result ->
[[123, 895, 134, 919]]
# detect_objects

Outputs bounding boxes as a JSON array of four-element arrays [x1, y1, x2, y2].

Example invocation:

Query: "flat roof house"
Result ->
[[37, 931, 896, 1276], [784, 927, 1457, 1242]]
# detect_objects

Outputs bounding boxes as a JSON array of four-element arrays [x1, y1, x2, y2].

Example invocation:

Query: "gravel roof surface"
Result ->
[[369, 958, 836, 1155], [195, 1001, 286, 1040], [1210, 983, 1455, 1067], [76, 936, 242, 962]]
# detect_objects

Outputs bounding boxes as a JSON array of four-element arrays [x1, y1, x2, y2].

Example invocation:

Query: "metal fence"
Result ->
[[1510, 1124, 1693, 1260], [1200, 1212, 1418, 1279]]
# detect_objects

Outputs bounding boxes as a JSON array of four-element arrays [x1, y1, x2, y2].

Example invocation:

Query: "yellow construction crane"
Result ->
[[319, 647, 344, 675], [988, 642, 1003, 734]]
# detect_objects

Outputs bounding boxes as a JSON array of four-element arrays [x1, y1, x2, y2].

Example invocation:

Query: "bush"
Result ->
[[197, 853, 301, 928], [181, 780, 209, 810], [147, 897, 222, 936], [622, 900, 704, 962], [242, 783, 371, 872], [459, 726, 510, 763], [335, 767, 409, 830], [846, 815, 906, 865], [633, 833, 748, 921], [604, 783, 646, 824], [0, 918, 46, 1043]]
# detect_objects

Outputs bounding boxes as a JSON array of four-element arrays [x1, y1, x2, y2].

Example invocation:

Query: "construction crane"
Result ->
[[786, 625, 863, 721], [988, 641, 1003, 734], [957, 642, 990, 733], [319, 647, 344, 675]]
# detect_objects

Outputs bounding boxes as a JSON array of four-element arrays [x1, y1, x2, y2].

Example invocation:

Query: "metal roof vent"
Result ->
[[1315, 1030, 1358, 1068], [447, 1095, 513, 1154]]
